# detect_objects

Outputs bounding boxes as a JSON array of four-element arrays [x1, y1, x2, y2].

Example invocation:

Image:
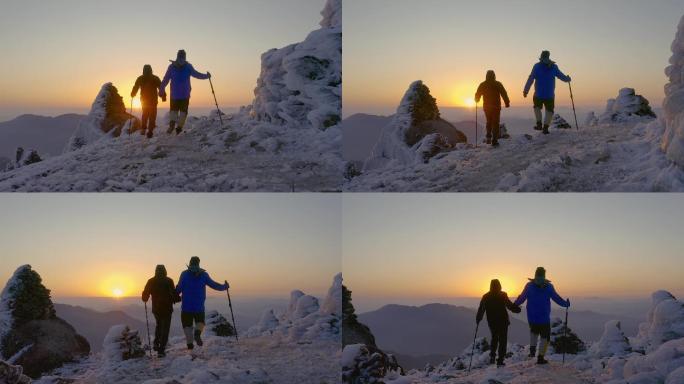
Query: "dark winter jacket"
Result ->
[[159, 61, 209, 100], [524, 61, 571, 99], [132, 65, 162, 106], [475, 71, 510, 110], [513, 280, 569, 325], [142, 268, 179, 315], [476, 279, 520, 328], [176, 268, 227, 313]]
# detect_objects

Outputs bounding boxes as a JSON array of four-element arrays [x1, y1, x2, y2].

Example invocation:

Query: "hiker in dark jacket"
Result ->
[[142, 265, 179, 357], [176, 256, 228, 350], [159, 50, 211, 135], [131, 64, 163, 138], [475, 70, 510, 147], [476, 279, 521, 366], [514, 267, 570, 365], [523, 50, 571, 134]]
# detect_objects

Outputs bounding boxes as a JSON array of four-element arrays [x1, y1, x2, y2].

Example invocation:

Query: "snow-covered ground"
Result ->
[[0, 0, 342, 192], [345, 119, 684, 192]]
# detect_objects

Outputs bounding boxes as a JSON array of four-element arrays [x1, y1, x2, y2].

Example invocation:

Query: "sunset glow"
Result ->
[[463, 97, 476, 108]]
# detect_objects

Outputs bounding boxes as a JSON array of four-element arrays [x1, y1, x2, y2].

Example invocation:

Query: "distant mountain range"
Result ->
[[0, 114, 83, 159], [358, 303, 640, 370]]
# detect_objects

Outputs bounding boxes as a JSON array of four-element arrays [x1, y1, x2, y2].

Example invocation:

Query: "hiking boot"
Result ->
[[486, 137, 492, 145], [534, 122, 542, 131], [187, 343, 194, 350], [537, 355, 549, 365], [489, 355, 496, 365], [496, 360, 505, 367], [529, 346, 536, 358], [140, 128, 146, 136], [194, 330, 203, 346], [492, 140, 499, 148], [176, 127, 183, 135], [167, 121, 176, 134], [147, 130, 153, 139], [542, 125, 550, 135], [158, 350, 166, 358]]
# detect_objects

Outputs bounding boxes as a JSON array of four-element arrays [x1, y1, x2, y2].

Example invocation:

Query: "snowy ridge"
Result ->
[[382, 290, 684, 384], [663, 14, 684, 168], [247, 273, 341, 342], [34, 274, 342, 383]]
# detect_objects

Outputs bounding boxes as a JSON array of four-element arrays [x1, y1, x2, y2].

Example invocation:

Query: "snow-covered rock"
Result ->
[[0, 360, 31, 384], [585, 111, 599, 127], [663, 14, 684, 168], [550, 316, 586, 354], [5, 148, 43, 171], [66, 83, 139, 152], [552, 114, 572, 129], [341, 343, 402, 383], [205, 310, 236, 337], [598, 88, 656, 124], [103, 325, 145, 364], [250, 0, 341, 132], [591, 320, 632, 358], [0, 265, 89, 378], [364, 81, 466, 170], [632, 290, 684, 353], [246, 274, 340, 342]]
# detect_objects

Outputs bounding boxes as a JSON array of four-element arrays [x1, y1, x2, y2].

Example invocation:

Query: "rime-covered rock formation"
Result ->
[[590, 320, 632, 358], [663, 14, 684, 168], [598, 88, 657, 124]]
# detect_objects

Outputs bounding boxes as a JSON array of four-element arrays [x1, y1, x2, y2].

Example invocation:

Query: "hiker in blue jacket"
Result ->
[[176, 256, 228, 350], [513, 267, 570, 365], [159, 50, 211, 135], [523, 50, 571, 135]]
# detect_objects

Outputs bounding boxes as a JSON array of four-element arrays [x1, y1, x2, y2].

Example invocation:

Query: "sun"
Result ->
[[112, 288, 124, 298], [464, 97, 476, 108]]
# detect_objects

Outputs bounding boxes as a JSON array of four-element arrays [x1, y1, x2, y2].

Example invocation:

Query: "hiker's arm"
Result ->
[[175, 274, 184, 295], [555, 66, 571, 82], [131, 78, 141, 98], [513, 284, 528, 306], [475, 296, 485, 323], [504, 293, 521, 313], [475, 84, 483, 103], [550, 285, 570, 307], [190, 64, 210, 80], [142, 280, 151, 302], [169, 278, 181, 303], [159, 66, 172, 97], [205, 273, 227, 291], [523, 68, 535, 96], [500, 83, 510, 107]]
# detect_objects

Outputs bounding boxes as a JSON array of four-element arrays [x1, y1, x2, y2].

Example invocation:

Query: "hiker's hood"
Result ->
[[490, 279, 502, 293], [187, 266, 206, 277], [172, 49, 187, 67], [155, 264, 167, 278], [486, 70, 496, 82], [143, 64, 153, 76]]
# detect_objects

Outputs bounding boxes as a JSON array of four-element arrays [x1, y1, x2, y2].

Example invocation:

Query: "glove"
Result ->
[[566, 298, 571, 307], [225, 280, 230, 289], [523, 91, 528, 98], [207, 71, 212, 79], [131, 92, 136, 98], [161, 95, 167, 102], [159, 89, 166, 98], [567, 76, 572, 82], [511, 305, 521, 313]]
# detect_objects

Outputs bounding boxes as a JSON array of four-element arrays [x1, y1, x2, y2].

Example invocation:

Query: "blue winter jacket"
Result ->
[[159, 62, 209, 100], [513, 281, 569, 325], [175, 269, 227, 313], [524, 62, 571, 100]]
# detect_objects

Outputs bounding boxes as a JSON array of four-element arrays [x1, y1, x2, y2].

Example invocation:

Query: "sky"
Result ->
[[343, 194, 684, 302], [0, 194, 340, 298], [0, 0, 325, 122], [343, 0, 684, 116]]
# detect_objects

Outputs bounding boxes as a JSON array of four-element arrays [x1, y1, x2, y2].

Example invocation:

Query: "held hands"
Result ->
[[160, 95, 167, 102], [511, 305, 521, 313]]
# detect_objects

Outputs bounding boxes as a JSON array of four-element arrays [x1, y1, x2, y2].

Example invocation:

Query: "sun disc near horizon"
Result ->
[[463, 97, 476, 108], [112, 288, 124, 298]]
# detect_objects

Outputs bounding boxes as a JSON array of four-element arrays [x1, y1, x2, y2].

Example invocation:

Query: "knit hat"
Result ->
[[188, 256, 201, 273], [176, 49, 186, 63]]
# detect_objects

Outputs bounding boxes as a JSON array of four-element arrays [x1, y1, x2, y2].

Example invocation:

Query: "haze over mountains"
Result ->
[[0, 114, 84, 160]]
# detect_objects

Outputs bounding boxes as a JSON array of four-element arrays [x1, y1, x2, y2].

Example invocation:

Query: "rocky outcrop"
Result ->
[[549, 316, 586, 354], [4, 148, 43, 171], [365, 81, 467, 170], [590, 320, 632, 358], [205, 310, 236, 337], [552, 115, 572, 129], [249, 0, 341, 131], [598, 88, 656, 124], [342, 285, 375, 347], [0, 360, 31, 384], [65, 83, 140, 152], [662, 14, 684, 168], [0, 265, 90, 378], [631, 290, 684, 353]]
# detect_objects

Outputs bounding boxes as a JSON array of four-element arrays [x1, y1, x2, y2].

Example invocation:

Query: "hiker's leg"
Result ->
[[160, 313, 171, 351], [168, 100, 179, 133], [492, 109, 501, 143], [498, 325, 508, 363], [543, 99, 555, 126], [533, 98, 543, 129], [539, 324, 551, 357], [150, 105, 157, 130], [141, 106, 149, 133], [484, 109, 494, 139], [177, 100, 189, 132], [153, 312, 162, 351], [489, 326, 498, 360], [194, 312, 206, 346], [529, 326, 539, 356], [181, 311, 194, 346]]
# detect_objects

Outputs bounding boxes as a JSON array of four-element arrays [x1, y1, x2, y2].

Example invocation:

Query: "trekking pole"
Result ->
[[225, 281, 239, 343], [562, 304, 569, 364], [144, 301, 153, 358], [475, 100, 478, 148], [467, 322, 479, 374], [569, 82, 579, 131], [208, 76, 224, 126]]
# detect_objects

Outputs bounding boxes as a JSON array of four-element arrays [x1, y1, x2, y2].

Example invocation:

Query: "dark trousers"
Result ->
[[141, 105, 158, 131], [489, 324, 508, 362], [484, 107, 501, 142], [153, 312, 172, 351]]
